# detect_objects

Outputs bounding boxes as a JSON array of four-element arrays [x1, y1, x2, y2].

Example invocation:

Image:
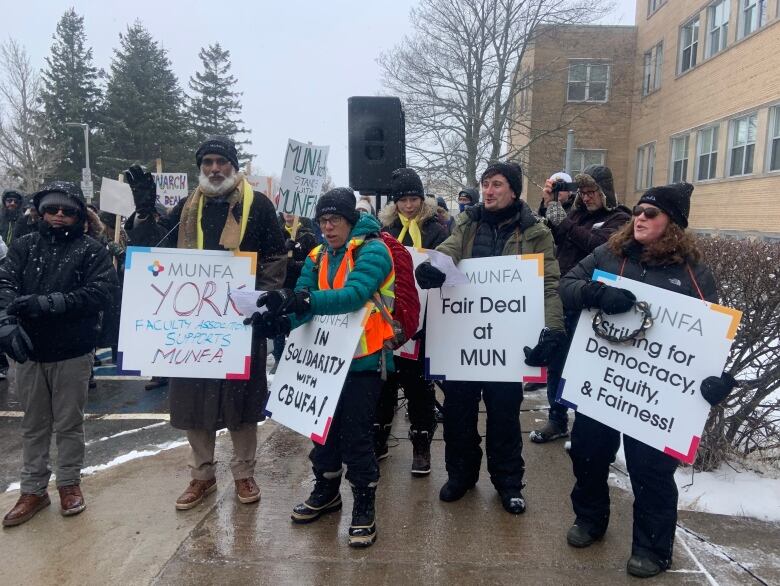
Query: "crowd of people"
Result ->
[[0, 135, 737, 579]]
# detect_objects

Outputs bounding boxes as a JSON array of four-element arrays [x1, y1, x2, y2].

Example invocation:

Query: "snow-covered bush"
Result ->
[[695, 235, 780, 471]]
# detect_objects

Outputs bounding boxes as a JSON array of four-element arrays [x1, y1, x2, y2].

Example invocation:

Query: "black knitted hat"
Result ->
[[315, 187, 360, 226], [480, 162, 523, 199], [458, 187, 479, 205], [389, 168, 424, 202], [638, 183, 693, 228], [2, 189, 23, 204], [196, 135, 239, 170]]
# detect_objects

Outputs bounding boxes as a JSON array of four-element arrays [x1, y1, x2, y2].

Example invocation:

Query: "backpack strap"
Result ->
[[685, 264, 705, 300]]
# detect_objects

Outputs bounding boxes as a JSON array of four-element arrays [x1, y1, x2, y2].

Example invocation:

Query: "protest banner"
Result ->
[[152, 172, 188, 208], [98, 177, 135, 218], [394, 247, 429, 360], [117, 247, 257, 379], [425, 255, 546, 382], [559, 271, 742, 464], [276, 139, 329, 218], [265, 306, 369, 444]]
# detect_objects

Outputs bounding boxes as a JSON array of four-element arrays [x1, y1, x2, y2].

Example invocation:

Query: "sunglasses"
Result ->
[[632, 205, 663, 219], [41, 205, 79, 217]]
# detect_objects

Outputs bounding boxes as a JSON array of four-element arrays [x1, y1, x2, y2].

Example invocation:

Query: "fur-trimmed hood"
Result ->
[[85, 208, 105, 240], [379, 197, 438, 228]]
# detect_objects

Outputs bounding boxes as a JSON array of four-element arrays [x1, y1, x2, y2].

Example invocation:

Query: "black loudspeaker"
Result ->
[[348, 96, 406, 193]]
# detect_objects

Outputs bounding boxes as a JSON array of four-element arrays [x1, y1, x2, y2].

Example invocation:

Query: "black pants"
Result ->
[[442, 381, 524, 492], [569, 413, 678, 569], [376, 356, 436, 434], [310, 371, 382, 488], [546, 310, 580, 426]]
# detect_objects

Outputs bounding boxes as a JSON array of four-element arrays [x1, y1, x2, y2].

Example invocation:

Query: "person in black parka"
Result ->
[[560, 182, 737, 579]]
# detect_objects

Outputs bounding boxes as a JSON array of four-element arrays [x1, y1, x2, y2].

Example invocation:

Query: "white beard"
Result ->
[[199, 168, 239, 196]]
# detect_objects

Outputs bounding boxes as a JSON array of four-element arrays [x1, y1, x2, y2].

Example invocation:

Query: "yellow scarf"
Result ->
[[398, 214, 422, 248], [178, 176, 254, 250]]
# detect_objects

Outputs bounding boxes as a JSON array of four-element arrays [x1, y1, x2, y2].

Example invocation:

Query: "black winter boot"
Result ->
[[291, 472, 342, 524], [373, 423, 392, 461], [348, 486, 377, 548], [626, 555, 664, 578], [410, 429, 434, 477]]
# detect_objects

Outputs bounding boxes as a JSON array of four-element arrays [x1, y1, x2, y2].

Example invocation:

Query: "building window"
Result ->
[[670, 135, 690, 182], [636, 143, 656, 190], [642, 42, 663, 95], [739, 0, 766, 39], [728, 113, 757, 176], [567, 61, 610, 103], [706, 0, 729, 58], [768, 106, 780, 172], [679, 17, 700, 73], [647, 0, 666, 17], [565, 149, 607, 176], [696, 126, 719, 181]]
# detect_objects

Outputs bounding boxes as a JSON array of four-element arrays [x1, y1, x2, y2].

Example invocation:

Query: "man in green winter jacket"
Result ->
[[248, 188, 393, 548], [415, 161, 566, 515]]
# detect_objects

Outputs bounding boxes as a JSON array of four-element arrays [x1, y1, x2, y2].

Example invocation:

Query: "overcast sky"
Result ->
[[4, 0, 636, 185]]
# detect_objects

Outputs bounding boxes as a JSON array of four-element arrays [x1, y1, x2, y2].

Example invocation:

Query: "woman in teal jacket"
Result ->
[[250, 188, 392, 548]]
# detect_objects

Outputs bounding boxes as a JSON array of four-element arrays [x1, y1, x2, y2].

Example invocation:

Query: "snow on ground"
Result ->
[[610, 444, 780, 522]]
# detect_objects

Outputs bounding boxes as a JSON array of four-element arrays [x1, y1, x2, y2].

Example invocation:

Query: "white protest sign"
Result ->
[[99, 177, 135, 218], [265, 307, 369, 444], [395, 247, 429, 360], [152, 173, 188, 209], [117, 247, 257, 379], [559, 271, 742, 464], [425, 255, 546, 383], [425, 249, 470, 286], [276, 139, 329, 218], [246, 174, 276, 197]]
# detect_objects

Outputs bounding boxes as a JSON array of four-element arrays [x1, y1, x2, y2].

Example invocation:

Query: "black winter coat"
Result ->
[[0, 209, 21, 244], [379, 199, 449, 249], [550, 205, 631, 276], [0, 223, 118, 362], [561, 242, 718, 312], [125, 184, 287, 431]]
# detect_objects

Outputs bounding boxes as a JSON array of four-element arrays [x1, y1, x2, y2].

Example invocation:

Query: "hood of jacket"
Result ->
[[378, 197, 438, 228]]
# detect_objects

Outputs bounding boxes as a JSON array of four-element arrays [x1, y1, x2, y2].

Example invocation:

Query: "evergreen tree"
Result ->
[[102, 22, 195, 179], [188, 43, 252, 167], [40, 8, 102, 183]]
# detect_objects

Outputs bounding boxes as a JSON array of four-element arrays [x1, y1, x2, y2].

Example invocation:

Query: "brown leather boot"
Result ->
[[235, 477, 261, 504], [175, 478, 217, 510], [3, 493, 51, 527], [58, 485, 86, 517]]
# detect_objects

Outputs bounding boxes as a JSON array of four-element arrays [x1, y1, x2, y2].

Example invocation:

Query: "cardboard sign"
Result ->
[[117, 247, 257, 379], [394, 247, 430, 360], [559, 271, 742, 464], [99, 177, 135, 218], [276, 139, 329, 218], [425, 255, 546, 382], [152, 173, 188, 208], [265, 307, 369, 444]]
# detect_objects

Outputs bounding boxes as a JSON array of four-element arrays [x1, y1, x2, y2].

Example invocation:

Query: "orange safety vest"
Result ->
[[308, 238, 395, 358]]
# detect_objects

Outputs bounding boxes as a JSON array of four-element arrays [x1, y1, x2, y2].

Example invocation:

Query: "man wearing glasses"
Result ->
[[1, 182, 117, 526], [124, 136, 287, 510], [531, 165, 631, 444]]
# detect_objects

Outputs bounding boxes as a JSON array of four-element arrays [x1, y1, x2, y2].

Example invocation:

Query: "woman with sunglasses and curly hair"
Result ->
[[558, 182, 737, 578]]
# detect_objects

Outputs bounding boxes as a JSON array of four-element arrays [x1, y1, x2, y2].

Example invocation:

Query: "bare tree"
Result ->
[[380, 0, 611, 188], [0, 39, 59, 192]]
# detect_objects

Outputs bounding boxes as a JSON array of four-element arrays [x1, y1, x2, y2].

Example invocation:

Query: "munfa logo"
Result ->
[[668, 278, 681, 287], [148, 260, 165, 277]]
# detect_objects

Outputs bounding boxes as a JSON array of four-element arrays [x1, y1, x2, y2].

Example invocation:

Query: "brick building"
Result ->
[[514, 0, 780, 236]]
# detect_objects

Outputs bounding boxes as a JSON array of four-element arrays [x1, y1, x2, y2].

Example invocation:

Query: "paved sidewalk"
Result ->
[[0, 391, 776, 585]]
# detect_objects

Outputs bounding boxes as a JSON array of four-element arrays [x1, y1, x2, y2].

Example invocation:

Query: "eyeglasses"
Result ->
[[578, 189, 600, 199], [318, 215, 346, 228], [41, 205, 79, 217], [632, 205, 663, 219]]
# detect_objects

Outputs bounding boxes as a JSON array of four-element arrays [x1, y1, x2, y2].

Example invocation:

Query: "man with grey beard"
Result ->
[[125, 135, 287, 509]]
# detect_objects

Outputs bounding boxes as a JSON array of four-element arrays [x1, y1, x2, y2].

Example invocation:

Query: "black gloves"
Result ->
[[524, 328, 569, 371], [0, 312, 33, 363], [415, 262, 446, 289], [581, 281, 636, 314], [700, 373, 737, 406], [7, 293, 67, 319], [284, 238, 297, 252], [257, 288, 311, 317], [243, 311, 291, 338], [124, 165, 157, 216]]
